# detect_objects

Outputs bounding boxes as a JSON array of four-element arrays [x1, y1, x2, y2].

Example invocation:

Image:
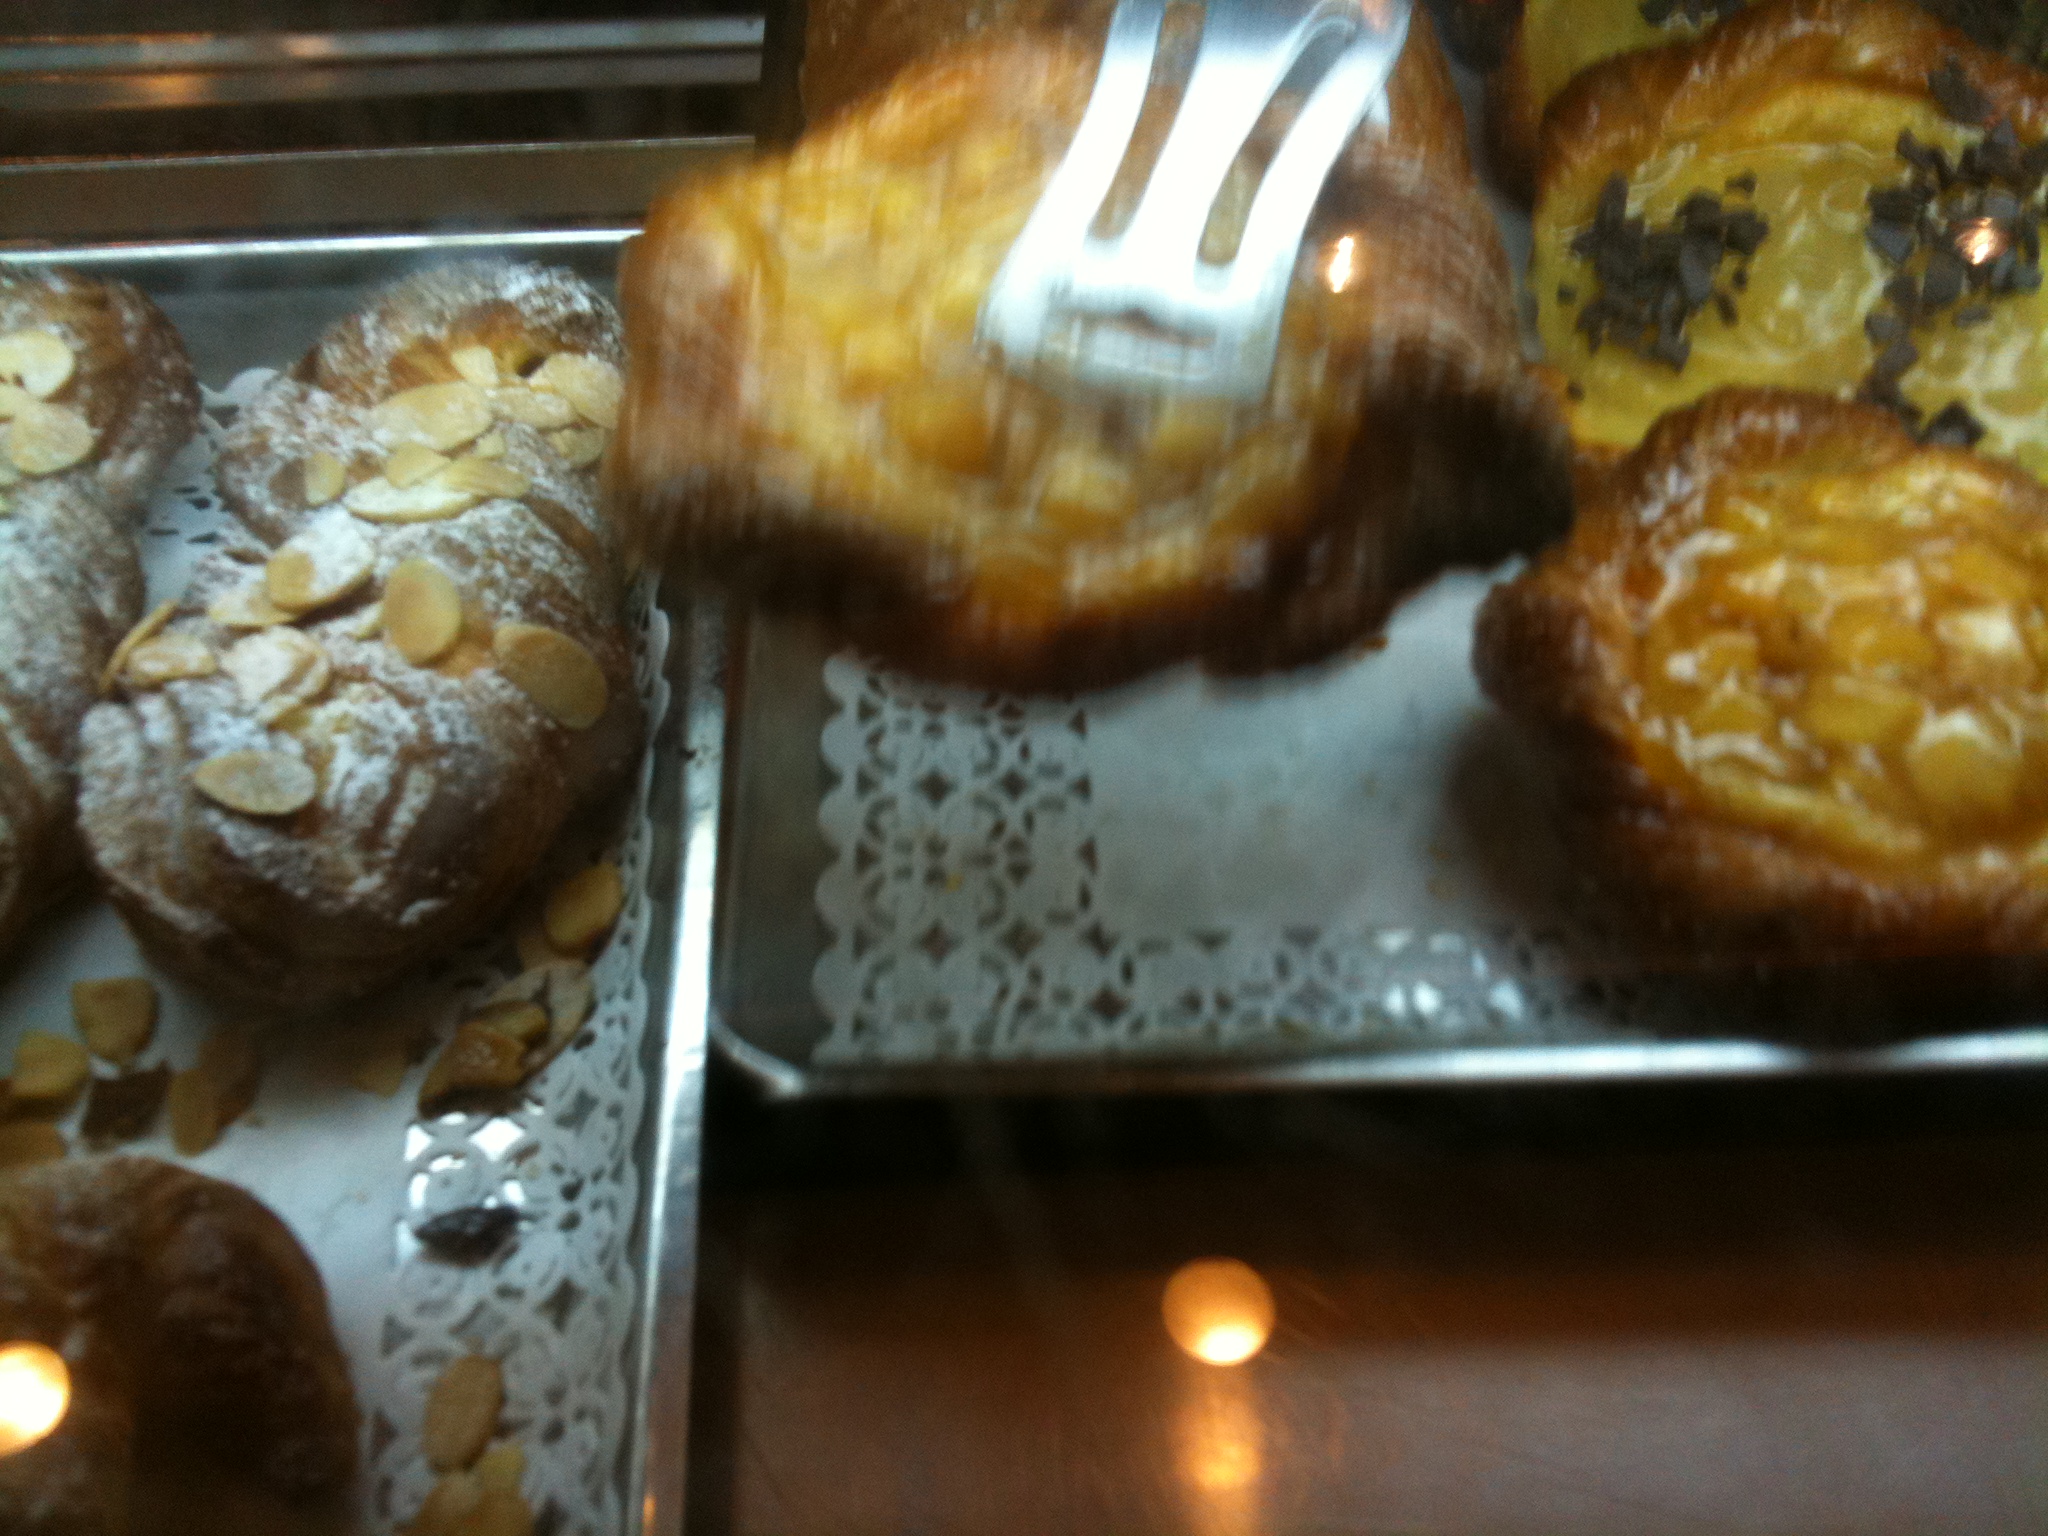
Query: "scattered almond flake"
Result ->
[[222, 627, 332, 721], [99, 597, 179, 691], [207, 580, 294, 629], [369, 380, 492, 452], [418, 1021, 527, 1112], [383, 558, 466, 665], [473, 1443, 525, 1496], [11, 1030, 89, 1107], [124, 633, 218, 688], [192, 748, 318, 816], [425, 1355, 504, 1472], [437, 455, 530, 500], [543, 862, 623, 953], [0, 382, 29, 419], [7, 399, 95, 475], [71, 976, 157, 1065], [345, 474, 481, 523], [486, 385, 577, 429], [0, 1122, 64, 1169], [199, 1020, 263, 1123], [450, 344, 499, 388], [472, 430, 507, 459], [386, 440, 452, 489], [408, 1471, 482, 1536], [494, 623, 607, 729], [267, 516, 375, 612], [167, 1066, 220, 1154], [548, 426, 607, 468], [529, 352, 622, 428], [471, 998, 548, 1045], [301, 449, 346, 507], [0, 329, 76, 399]]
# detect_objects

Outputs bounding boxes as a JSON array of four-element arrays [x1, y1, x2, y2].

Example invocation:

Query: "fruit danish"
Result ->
[[1477, 387, 2048, 958], [1531, 0, 2048, 479], [0, 270, 197, 962], [78, 262, 641, 1007], [0, 1157, 359, 1536], [610, 23, 1571, 692]]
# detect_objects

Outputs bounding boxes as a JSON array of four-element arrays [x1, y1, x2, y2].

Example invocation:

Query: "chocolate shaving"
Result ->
[[1929, 55, 1993, 126], [1565, 172, 1767, 371], [1725, 171, 1758, 196], [1922, 401, 1989, 447]]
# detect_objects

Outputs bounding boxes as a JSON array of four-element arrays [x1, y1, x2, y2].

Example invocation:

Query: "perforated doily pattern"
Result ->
[[812, 573, 1648, 1066], [161, 376, 667, 1534]]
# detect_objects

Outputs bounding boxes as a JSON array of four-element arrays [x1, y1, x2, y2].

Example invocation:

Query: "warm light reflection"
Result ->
[[1957, 217, 2008, 266], [0, 1343, 68, 1457], [1325, 234, 1359, 294], [1163, 1258, 1276, 1365]]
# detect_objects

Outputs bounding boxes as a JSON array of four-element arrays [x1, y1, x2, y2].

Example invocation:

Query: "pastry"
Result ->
[[78, 262, 642, 1008], [0, 270, 197, 962], [0, 1156, 359, 1535], [1530, 0, 2048, 478], [1477, 386, 2048, 958], [610, 21, 1571, 692]]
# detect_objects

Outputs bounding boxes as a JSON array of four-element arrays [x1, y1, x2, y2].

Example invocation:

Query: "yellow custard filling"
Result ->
[[1533, 86, 2048, 476], [1630, 446, 2048, 866]]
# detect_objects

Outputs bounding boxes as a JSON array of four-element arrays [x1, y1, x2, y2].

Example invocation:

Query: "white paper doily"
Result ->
[[813, 572, 1661, 1065], [0, 370, 670, 1534]]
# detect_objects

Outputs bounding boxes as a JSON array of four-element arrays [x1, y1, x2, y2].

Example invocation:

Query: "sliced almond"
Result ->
[[471, 999, 548, 1047], [370, 381, 492, 453], [302, 451, 346, 508], [418, 1022, 527, 1113], [488, 960, 595, 1066], [11, 1031, 89, 1107], [222, 628, 331, 721], [425, 1354, 504, 1472], [384, 558, 465, 666], [386, 441, 452, 489], [267, 520, 375, 612], [125, 633, 218, 688], [473, 1442, 524, 1496], [0, 1121, 64, 1169], [529, 353, 622, 429], [345, 600, 385, 640], [71, 976, 157, 1065], [547, 427, 607, 469], [436, 456, 530, 501], [467, 1490, 535, 1536], [192, 749, 318, 817], [7, 400, 94, 475], [487, 386, 576, 429], [345, 474, 481, 523], [544, 863, 623, 954], [100, 598, 179, 691], [0, 330, 76, 399], [472, 431, 507, 460], [0, 383, 31, 420], [408, 1470, 482, 1536], [198, 1021, 263, 1124], [167, 1067, 221, 1153], [493, 624, 607, 730], [450, 344, 499, 389], [207, 580, 294, 630]]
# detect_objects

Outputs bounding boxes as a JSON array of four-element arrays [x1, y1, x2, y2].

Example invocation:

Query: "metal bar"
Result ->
[[0, 226, 636, 268], [0, 18, 764, 74], [627, 593, 730, 1536], [1, 52, 759, 110], [0, 139, 747, 246]]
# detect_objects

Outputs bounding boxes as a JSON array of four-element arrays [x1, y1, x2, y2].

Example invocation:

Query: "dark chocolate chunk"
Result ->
[[1885, 271, 1922, 312], [1898, 129, 1941, 176], [1954, 302, 1994, 326], [1873, 337, 1921, 380], [1868, 184, 1927, 224], [1867, 220, 1917, 266], [1929, 56, 1992, 126], [1922, 401, 1988, 446], [2016, 262, 2043, 293], [1714, 291, 1738, 324], [1722, 209, 1769, 255], [415, 1204, 522, 1263], [1865, 310, 1906, 344], [1557, 284, 1578, 303], [1922, 247, 1967, 307], [81, 1065, 170, 1148], [1725, 171, 1758, 196], [1678, 237, 1720, 305]]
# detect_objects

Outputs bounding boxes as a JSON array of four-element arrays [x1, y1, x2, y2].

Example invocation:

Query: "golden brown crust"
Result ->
[[1477, 385, 2048, 960], [1484, 22, 1545, 204], [0, 1157, 359, 1535], [0, 271, 197, 964], [78, 263, 642, 1007], [614, 31, 1568, 692]]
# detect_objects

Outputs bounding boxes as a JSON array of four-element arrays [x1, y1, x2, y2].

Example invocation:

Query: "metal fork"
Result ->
[[977, 0, 1412, 401]]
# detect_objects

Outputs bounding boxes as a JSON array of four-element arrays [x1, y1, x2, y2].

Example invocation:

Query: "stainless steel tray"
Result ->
[[0, 229, 725, 1536]]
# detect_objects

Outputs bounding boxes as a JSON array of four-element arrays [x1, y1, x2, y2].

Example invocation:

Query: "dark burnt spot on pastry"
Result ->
[[1638, 0, 1743, 27], [1562, 172, 1768, 370], [1858, 114, 2046, 442]]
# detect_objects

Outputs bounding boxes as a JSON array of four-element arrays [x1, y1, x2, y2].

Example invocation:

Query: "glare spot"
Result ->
[[1163, 1258, 1275, 1365], [0, 1343, 69, 1457], [1325, 235, 1359, 294]]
